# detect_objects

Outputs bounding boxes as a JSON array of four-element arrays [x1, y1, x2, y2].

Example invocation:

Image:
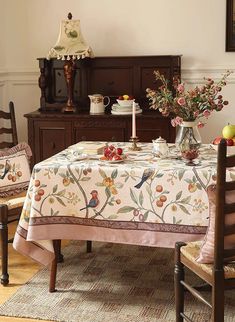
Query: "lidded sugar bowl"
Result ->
[[152, 137, 169, 158]]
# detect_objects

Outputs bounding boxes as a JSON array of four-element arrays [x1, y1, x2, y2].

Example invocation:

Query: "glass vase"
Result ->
[[175, 121, 202, 151]]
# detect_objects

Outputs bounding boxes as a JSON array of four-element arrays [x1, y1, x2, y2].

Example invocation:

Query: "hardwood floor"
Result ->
[[0, 222, 51, 322]]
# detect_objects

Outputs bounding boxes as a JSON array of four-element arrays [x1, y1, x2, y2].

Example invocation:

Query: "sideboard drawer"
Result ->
[[74, 128, 125, 142]]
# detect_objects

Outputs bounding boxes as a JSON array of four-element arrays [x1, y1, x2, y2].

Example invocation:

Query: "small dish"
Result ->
[[116, 99, 134, 107], [67, 153, 88, 161], [99, 158, 124, 163]]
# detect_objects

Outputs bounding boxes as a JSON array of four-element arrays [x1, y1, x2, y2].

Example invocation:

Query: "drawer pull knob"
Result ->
[[111, 136, 116, 142]]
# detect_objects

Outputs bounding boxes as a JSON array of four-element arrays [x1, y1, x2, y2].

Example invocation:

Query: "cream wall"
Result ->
[[0, 0, 235, 143]]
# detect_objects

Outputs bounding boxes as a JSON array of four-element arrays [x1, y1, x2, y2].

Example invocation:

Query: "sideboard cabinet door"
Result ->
[[33, 121, 72, 163]]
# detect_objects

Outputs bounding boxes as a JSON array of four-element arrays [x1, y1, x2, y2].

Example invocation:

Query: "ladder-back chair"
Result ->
[[174, 139, 235, 321], [0, 102, 26, 285]]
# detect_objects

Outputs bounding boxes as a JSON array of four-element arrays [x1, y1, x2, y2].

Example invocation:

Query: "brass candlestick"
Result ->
[[129, 136, 142, 151]]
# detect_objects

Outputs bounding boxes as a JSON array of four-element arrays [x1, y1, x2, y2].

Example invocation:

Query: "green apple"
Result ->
[[222, 124, 235, 139]]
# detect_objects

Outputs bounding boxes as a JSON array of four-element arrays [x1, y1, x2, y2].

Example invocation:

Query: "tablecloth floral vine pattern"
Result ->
[[20, 143, 230, 232]]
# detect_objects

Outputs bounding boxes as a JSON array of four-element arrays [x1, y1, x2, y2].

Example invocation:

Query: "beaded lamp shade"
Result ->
[[47, 13, 94, 112]]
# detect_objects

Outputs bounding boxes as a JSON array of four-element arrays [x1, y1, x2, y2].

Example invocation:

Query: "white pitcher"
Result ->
[[89, 94, 110, 114]]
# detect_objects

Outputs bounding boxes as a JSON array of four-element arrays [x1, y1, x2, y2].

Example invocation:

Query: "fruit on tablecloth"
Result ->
[[222, 124, 235, 139], [102, 145, 124, 161]]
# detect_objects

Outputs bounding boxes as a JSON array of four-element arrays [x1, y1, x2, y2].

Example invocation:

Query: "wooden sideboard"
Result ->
[[26, 55, 181, 165], [25, 111, 175, 165]]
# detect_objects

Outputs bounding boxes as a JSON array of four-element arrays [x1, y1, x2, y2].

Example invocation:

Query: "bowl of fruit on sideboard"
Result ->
[[116, 94, 134, 107]]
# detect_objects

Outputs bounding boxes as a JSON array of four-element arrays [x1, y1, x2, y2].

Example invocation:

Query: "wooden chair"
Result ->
[[0, 101, 26, 285], [174, 139, 235, 321]]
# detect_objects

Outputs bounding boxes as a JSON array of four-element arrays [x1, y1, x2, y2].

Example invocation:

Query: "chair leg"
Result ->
[[212, 271, 224, 322], [86, 240, 92, 253], [174, 242, 186, 322], [0, 205, 9, 286], [49, 240, 60, 292]]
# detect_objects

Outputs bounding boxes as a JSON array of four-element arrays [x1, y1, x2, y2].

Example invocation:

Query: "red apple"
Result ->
[[226, 138, 234, 146], [128, 95, 134, 100], [213, 136, 223, 145], [118, 96, 124, 100]]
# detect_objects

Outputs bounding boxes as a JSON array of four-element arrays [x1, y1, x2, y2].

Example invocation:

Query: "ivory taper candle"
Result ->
[[132, 100, 136, 138]]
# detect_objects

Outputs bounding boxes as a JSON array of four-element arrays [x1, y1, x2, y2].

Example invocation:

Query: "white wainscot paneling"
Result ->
[[0, 70, 40, 142]]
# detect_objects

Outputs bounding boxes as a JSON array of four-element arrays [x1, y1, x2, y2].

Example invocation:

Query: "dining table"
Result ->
[[13, 141, 231, 267]]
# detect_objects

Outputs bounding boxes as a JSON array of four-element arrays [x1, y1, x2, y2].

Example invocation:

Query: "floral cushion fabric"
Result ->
[[197, 184, 235, 264], [0, 142, 32, 197]]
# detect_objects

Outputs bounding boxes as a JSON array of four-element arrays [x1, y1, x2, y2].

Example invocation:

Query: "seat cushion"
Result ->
[[181, 241, 235, 279], [0, 191, 26, 210], [0, 142, 32, 197], [197, 184, 235, 264]]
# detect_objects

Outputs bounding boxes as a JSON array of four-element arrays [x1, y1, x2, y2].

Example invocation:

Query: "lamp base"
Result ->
[[62, 104, 76, 113], [63, 60, 76, 113], [129, 137, 142, 151]]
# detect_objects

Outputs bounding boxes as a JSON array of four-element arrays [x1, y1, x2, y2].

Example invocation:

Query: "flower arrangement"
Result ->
[[146, 70, 232, 128]]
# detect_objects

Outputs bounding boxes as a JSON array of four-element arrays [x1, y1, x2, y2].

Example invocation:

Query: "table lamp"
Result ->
[[47, 13, 94, 112]]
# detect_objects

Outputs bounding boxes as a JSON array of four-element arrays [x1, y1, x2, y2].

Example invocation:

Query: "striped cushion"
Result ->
[[197, 184, 235, 264]]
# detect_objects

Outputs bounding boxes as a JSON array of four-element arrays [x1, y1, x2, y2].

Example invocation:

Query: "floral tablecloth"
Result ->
[[14, 142, 234, 266]]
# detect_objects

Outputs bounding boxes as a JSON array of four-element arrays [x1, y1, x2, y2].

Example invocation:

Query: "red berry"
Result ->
[[38, 189, 45, 196], [116, 148, 123, 155]]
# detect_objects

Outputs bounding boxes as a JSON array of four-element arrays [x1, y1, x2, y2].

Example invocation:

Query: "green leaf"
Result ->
[[230, 173, 235, 180], [105, 187, 111, 198], [107, 214, 118, 219], [81, 177, 91, 181], [176, 219, 182, 224], [99, 168, 107, 179], [156, 173, 164, 178], [180, 196, 191, 204], [56, 197, 66, 206], [176, 191, 182, 201], [179, 204, 190, 215], [139, 191, 144, 206], [178, 169, 186, 181], [202, 170, 208, 180], [173, 216, 176, 224], [117, 206, 135, 214], [95, 182, 104, 186], [53, 184, 58, 193], [196, 183, 202, 190], [111, 169, 118, 179], [146, 185, 152, 196], [143, 211, 149, 221], [51, 208, 54, 216], [130, 188, 138, 205], [54, 168, 59, 175], [57, 189, 66, 196]]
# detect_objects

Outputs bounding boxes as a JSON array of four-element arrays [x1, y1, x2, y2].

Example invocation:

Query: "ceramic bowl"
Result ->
[[116, 99, 134, 107]]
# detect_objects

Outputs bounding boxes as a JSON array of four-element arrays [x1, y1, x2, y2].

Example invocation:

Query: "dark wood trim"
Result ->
[[226, 0, 235, 51]]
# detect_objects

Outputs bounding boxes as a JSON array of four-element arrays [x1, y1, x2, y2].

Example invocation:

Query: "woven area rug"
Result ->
[[0, 241, 234, 322]]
